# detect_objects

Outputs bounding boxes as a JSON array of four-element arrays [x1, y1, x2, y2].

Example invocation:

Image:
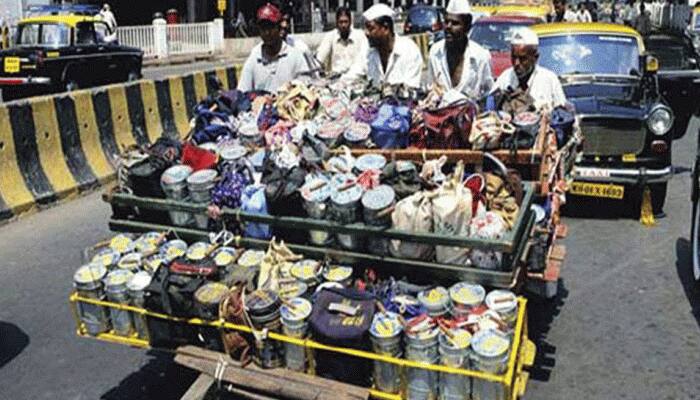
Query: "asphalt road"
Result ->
[[1, 122, 700, 399]]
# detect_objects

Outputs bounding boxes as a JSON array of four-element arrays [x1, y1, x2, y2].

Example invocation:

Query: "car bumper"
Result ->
[[0, 76, 51, 86], [573, 166, 673, 185]]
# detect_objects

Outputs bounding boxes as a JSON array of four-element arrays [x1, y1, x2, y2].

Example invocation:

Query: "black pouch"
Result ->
[[261, 153, 307, 243], [144, 266, 205, 348], [309, 288, 376, 387]]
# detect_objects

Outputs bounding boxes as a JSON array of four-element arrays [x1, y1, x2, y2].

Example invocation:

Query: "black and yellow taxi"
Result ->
[[531, 23, 688, 214], [0, 14, 143, 101]]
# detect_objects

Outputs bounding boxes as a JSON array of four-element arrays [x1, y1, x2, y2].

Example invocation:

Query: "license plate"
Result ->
[[3, 57, 20, 73], [570, 182, 625, 199]]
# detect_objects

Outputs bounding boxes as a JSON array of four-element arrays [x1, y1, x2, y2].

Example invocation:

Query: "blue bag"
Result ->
[[370, 102, 411, 149], [550, 107, 575, 147], [240, 184, 271, 239]]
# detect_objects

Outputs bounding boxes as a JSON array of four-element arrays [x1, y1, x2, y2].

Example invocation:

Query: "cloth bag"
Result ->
[[370, 101, 411, 149], [309, 288, 376, 387], [390, 191, 435, 260], [419, 100, 478, 149], [432, 162, 473, 265], [240, 184, 272, 239]]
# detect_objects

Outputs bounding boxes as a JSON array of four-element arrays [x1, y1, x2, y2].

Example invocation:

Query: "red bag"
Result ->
[[181, 142, 218, 171], [419, 100, 477, 149]]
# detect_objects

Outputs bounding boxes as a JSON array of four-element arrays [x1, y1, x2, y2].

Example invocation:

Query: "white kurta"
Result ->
[[316, 28, 369, 75], [493, 65, 567, 110], [238, 42, 308, 93], [343, 35, 423, 88], [427, 39, 494, 99]]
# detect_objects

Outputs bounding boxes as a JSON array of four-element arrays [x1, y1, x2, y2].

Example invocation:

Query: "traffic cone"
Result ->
[[639, 186, 656, 226]]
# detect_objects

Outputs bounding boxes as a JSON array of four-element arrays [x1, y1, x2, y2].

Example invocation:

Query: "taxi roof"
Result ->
[[493, 5, 550, 17], [531, 22, 644, 50], [19, 15, 100, 28]]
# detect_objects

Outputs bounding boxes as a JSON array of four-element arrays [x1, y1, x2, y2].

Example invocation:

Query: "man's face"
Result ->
[[445, 13, 469, 45], [364, 20, 387, 48], [280, 16, 290, 39], [259, 21, 281, 46], [511, 44, 537, 78], [337, 14, 351, 39], [554, 1, 566, 14]]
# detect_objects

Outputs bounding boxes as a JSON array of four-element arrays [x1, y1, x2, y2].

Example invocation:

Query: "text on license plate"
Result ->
[[570, 182, 625, 199], [3, 57, 20, 73]]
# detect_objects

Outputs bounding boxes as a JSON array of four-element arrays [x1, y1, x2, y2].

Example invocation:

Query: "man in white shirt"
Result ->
[[575, 2, 593, 22], [427, 0, 493, 99], [549, 0, 577, 22], [99, 4, 117, 33], [237, 3, 309, 93], [343, 3, 423, 88], [493, 28, 567, 111], [316, 7, 369, 75]]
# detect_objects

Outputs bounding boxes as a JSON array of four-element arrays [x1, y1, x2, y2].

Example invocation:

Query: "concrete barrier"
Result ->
[[0, 64, 241, 223]]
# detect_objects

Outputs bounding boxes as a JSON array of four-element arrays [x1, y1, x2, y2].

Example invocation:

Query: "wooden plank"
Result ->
[[174, 346, 370, 400], [180, 373, 214, 400]]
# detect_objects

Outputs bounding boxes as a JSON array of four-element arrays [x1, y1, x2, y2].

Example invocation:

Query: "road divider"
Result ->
[[0, 64, 242, 224]]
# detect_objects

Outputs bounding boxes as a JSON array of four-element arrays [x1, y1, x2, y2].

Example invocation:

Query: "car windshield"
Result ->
[[538, 34, 640, 76], [694, 14, 700, 31], [470, 22, 533, 51], [17, 23, 70, 47], [408, 8, 438, 28]]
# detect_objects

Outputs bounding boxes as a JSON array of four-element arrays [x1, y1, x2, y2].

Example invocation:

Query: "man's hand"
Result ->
[[208, 204, 223, 220]]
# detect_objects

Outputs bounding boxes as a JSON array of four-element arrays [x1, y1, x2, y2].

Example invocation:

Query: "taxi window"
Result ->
[[17, 24, 40, 46], [40, 24, 70, 47], [538, 34, 640, 76], [75, 22, 97, 45], [470, 21, 534, 52]]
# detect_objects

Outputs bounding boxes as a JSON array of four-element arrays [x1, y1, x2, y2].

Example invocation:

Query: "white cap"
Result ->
[[511, 27, 539, 46], [363, 3, 396, 21], [446, 0, 472, 15]]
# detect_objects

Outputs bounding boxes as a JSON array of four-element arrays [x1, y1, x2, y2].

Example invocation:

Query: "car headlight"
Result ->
[[647, 106, 674, 136]]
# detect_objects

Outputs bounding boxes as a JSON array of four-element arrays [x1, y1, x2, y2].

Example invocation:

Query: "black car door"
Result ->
[[646, 34, 700, 139], [73, 21, 105, 87]]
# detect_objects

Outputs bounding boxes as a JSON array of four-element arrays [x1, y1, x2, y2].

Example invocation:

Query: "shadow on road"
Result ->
[[526, 280, 569, 382], [0, 322, 30, 369], [101, 349, 198, 400], [675, 238, 700, 330], [562, 195, 637, 220]]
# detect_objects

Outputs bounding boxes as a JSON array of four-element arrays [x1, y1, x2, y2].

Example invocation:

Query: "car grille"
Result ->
[[579, 117, 646, 156]]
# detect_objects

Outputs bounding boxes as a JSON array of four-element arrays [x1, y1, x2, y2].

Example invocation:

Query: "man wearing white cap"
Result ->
[[493, 28, 566, 110], [342, 3, 423, 88], [427, 0, 493, 99]]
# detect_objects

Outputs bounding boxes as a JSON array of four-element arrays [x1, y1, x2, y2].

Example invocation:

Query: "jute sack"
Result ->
[[432, 162, 473, 265]]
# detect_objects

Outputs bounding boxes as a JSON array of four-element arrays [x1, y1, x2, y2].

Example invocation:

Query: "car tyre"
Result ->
[[65, 80, 79, 92], [692, 198, 700, 283], [127, 70, 140, 82]]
